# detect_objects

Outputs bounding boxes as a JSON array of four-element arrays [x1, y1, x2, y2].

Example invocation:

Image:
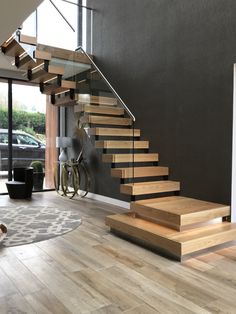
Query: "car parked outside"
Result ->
[[0, 129, 45, 171]]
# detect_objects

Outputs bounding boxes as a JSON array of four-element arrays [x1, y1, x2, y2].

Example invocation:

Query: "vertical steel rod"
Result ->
[[132, 121, 135, 189], [90, 9, 93, 55], [8, 79, 12, 181]]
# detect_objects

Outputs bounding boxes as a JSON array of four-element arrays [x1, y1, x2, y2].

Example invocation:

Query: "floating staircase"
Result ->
[[1, 32, 236, 260], [72, 79, 236, 261], [71, 89, 236, 260]]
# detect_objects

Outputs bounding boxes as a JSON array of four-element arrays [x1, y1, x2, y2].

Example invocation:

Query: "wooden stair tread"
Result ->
[[121, 180, 180, 195], [42, 81, 76, 95], [131, 196, 230, 230], [17, 49, 52, 71], [29, 71, 59, 83], [75, 103, 124, 115], [16, 55, 41, 70], [106, 213, 236, 257], [111, 166, 169, 178], [19, 34, 37, 46], [43, 85, 69, 95], [2, 38, 25, 57], [76, 94, 117, 106], [96, 140, 149, 149], [88, 128, 140, 137], [133, 196, 230, 215], [29, 65, 64, 83], [34, 49, 52, 61], [51, 91, 75, 106], [80, 114, 132, 126], [53, 98, 77, 107], [102, 153, 159, 163]]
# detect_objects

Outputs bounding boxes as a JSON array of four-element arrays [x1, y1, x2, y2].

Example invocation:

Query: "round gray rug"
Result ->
[[0, 206, 82, 247]]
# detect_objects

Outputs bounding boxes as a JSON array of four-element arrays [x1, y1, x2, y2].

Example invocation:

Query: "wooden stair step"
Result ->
[[29, 65, 64, 83], [102, 153, 159, 163], [41, 80, 76, 95], [111, 166, 169, 179], [47, 65, 64, 75], [17, 49, 52, 71], [19, 34, 37, 46], [76, 94, 118, 106], [96, 140, 149, 149], [80, 114, 132, 126], [131, 196, 230, 230], [88, 128, 140, 137], [16, 55, 41, 70], [29, 70, 58, 83], [1, 35, 14, 48], [1, 38, 25, 57], [105, 213, 236, 259], [34, 49, 52, 61], [52, 95, 76, 107], [42, 85, 69, 95], [120, 180, 180, 196], [61, 80, 77, 89], [75, 103, 124, 116]]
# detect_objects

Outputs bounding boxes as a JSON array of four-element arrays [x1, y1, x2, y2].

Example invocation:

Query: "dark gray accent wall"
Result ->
[[69, 0, 236, 204]]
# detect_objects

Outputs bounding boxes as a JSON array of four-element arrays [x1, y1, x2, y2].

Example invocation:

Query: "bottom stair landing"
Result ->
[[105, 196, 236, 260]]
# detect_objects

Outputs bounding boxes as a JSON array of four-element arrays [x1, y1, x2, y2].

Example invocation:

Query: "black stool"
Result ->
[[6, 167, 34, 199]]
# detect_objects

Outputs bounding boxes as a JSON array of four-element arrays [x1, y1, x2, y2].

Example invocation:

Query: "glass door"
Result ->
[[0, 80, 9, 193], [0, 79, 59, 195]]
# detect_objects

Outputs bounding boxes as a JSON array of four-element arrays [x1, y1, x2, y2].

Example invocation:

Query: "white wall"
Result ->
[[231, 64, 236, 222], [0, 0, 43, 45]]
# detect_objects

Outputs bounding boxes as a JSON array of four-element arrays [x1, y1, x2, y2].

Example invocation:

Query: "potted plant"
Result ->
[[30, 161, 45, 190]]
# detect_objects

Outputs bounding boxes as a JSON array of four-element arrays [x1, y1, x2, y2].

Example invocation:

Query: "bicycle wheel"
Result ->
[[77, 162, 90, 198], [54, 164, 64, 196], [61, 163, 79, 199]]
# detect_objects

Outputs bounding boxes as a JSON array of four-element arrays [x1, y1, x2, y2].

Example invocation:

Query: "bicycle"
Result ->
[[54, 148, 91, 199]]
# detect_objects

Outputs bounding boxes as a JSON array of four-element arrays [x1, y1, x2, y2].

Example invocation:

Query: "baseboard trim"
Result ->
[[84, 191, 130, 209]]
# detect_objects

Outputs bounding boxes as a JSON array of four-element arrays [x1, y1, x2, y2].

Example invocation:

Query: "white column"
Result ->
[[231, 64, 236, 221]]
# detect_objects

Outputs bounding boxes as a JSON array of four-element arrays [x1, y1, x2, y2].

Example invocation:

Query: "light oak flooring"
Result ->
[[0, 191, 236, 313]]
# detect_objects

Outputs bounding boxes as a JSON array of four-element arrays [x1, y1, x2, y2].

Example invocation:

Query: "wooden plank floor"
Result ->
[[0, 191, 236, 313]]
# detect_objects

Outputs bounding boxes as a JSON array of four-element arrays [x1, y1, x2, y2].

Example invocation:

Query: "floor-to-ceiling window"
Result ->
[[12, 83, 46, 191], [0, 79, 59, 194]]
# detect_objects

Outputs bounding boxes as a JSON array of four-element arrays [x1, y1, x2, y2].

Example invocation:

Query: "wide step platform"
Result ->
[[106, 213, 236, 260], [131, 196, 230, 230]]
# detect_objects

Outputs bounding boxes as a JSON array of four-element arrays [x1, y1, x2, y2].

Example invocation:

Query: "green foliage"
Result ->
[[30, 160, 44, 173], [0, 107, 45, 134], [0, 108, 8, 129], [20, 126, 36, 136]]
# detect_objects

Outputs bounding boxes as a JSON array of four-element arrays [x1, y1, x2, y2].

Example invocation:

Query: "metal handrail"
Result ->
[[75, 46, 135, 122], [49, 0, 75, 32]]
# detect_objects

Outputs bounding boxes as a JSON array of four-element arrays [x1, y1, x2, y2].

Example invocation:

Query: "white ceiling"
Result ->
[[0, 0, 43, 45], [0, 0, 43, 76]]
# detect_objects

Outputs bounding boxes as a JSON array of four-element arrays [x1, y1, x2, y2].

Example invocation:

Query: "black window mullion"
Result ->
[[7, 79, 13, 181]]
